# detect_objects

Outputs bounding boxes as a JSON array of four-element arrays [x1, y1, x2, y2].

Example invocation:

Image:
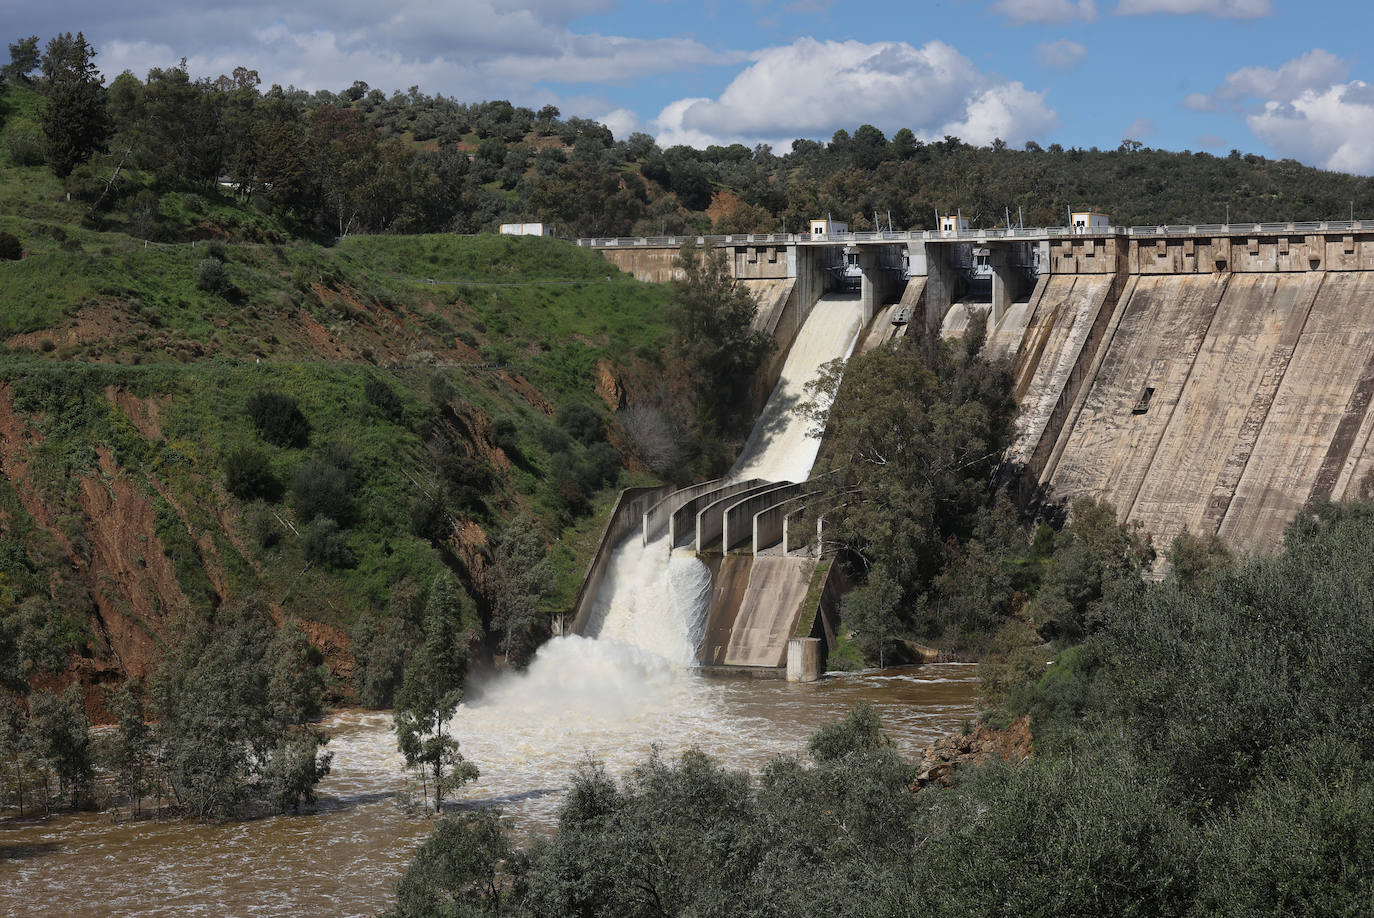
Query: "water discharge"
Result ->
[[581, 537, 711, 665], [0, 287, 979, 917], [731, 292, 866, 484]]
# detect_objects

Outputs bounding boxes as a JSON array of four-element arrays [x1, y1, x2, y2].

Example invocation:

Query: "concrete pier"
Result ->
[[787, 638, 823, 682]]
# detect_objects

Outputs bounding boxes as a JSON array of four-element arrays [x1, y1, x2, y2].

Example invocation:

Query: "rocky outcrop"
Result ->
[[912, 714, 1032, 789]]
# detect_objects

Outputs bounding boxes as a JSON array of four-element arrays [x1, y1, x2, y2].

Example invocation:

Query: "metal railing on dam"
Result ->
[[575, 220, 1372, 248]]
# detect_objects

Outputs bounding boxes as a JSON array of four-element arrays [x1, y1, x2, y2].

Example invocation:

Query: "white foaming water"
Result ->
[[731, 293, 866, 484], [439, 291, 874, 805], [581, 535, 712, 664]]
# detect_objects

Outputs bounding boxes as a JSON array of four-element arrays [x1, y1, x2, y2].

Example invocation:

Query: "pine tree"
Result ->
[[38, 32, 111, 178]]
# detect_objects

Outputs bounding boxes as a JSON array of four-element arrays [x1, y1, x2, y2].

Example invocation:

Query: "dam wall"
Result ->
[[993, 226, 1374, 555]]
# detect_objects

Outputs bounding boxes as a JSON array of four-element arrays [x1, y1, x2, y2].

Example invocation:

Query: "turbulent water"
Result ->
[[0, 289, 979, 917], [731, 293, 865, 484], [581, 536, 712, 665]]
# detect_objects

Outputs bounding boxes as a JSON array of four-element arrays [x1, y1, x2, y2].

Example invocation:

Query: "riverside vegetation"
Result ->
[[0, 37, 775, 817], [383, 500, 1374, 917], [2, 29, 1372, 914]]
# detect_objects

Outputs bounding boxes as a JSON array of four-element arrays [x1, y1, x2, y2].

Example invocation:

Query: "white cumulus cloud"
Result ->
[[54, 1, 741, 102], [1123, 117, 1157, 139], [1035, 39, 1088, 71], [992, 0, 1097, 24], [1114, 0, 1271, 17], [596, 108, 643, 140], [651, 38, 1057, 149], [1248, 82, 1374, 175], [1183, 50, 1347, 113]]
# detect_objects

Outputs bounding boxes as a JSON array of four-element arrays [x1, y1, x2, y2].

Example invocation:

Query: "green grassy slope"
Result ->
[[0, 104, 674, 704]]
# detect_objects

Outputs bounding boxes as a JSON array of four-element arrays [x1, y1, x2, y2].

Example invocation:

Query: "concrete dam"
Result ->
[[575, 220, 1374, 671]]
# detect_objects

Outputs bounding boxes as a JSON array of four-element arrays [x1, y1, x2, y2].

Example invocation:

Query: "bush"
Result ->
[[6, 132, 43, 166], [244, 503, 281, 549], [183, 193, 206, 214], [223, 444, 282, 501], [194, 257, 232, 296], [290, 446, 358, 526], [557, 402, 606, 445], [302, 516, 356, 568], [408, 492, 449, 543], [204, 239, 227, 261], [438, 453, 493, 512], [0, 232, 21, 261], [365, 375, 404, 422], [489, 417, 520, 458], [247, 391, 310, 449]]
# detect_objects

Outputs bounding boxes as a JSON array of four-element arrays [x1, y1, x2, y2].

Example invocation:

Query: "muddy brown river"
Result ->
[[0, 646, 979, 917]]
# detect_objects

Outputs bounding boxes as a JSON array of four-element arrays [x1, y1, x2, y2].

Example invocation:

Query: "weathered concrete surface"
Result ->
[[722, 556, 815, 667], [1218, 271, 1374, 545], [786, 638, 823, 682], [994, 258, 1374, 555], [986, 274, 1048, 361], [721, 482, 803, 554], [1047, 274, 1231, 512], [1130, 273, 1317, 549], [1006, 274, 1118, 473], [699, 555, 753, 665], [670, 479, 767, 548], [643, 478, 726, 543], [696, 481, 784, 552]]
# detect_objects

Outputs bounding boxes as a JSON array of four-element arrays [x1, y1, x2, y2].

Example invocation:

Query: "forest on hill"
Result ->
[[2, 31, 1374, 251]]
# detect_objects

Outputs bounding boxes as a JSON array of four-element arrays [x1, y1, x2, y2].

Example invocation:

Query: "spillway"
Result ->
[[731, 293, 866, 484]]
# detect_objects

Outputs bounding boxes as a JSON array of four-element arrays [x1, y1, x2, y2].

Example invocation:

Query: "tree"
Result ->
[[491, 515, 553, 667], [27, 686, 92, 810], [668, 244, 774, 439], [0, 692, 34, 816], [108, 677, 152, 817], [153, 602, 331, 816], [803, 331, 1017, 627], [3, 36, 39, 84], [394, 570, 479, 811], [1034, 497, 1154, 643], [38, 32, 112, 178], [385, 810, 519, 918], [246, 390, 310, 448]]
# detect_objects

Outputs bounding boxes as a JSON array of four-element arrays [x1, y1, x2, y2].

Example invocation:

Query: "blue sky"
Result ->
[[10, 0, 1374, 172]]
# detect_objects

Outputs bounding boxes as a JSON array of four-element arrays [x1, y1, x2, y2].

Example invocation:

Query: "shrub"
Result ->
[[557, 402, 606, 445], [6, 132, 43, 166], [490, 417, 520, 458], [290, 447, 357, 526], [194, 257, 231, 296], [247, 391, 310, 448], [183, 193, 206, 214], [0, 232, 21, 261], [302, 516, 356, 568], [365, 375, 404, 422], [223, 444, 282, 501], [438, 453, 493, 512], [408, 492, 449, 543], [245, 503, 281, 549], [427, 370, 456, 408], [205, 239, 227, 262]]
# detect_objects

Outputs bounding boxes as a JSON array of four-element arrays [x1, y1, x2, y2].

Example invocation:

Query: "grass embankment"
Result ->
[[0, 109, 674, 683]]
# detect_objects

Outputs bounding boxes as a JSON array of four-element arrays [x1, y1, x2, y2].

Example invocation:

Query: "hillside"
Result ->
[[0, 101, 679, 714]]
